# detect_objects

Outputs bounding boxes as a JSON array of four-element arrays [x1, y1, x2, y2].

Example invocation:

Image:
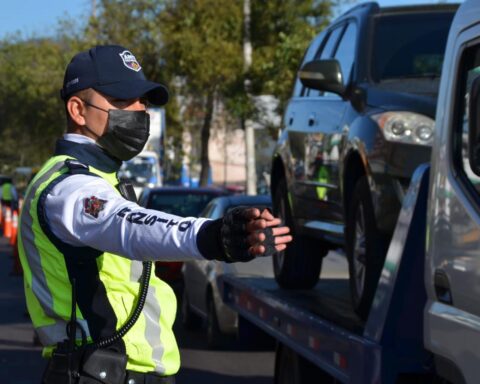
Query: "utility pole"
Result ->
[[243, 0, 257, 195], [91, 0, 97, 18]]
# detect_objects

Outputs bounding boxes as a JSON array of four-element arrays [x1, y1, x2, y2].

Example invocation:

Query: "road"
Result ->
[[0, 236, 348, 383]]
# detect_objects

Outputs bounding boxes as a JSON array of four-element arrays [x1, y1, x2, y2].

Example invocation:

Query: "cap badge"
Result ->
[[119, 50, 142, 72]]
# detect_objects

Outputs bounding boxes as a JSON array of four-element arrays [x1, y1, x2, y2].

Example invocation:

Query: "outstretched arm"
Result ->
[[197, 206, 292, 263]]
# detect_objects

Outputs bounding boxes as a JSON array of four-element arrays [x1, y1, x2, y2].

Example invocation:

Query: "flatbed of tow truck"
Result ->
[[220, 164, 435, 384]]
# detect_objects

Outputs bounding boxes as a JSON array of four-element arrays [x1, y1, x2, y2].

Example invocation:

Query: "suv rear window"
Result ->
[[371, 11, 455, 82]]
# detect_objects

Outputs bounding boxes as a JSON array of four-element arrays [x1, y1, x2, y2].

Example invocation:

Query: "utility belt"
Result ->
[[42, 344, 175, 383]]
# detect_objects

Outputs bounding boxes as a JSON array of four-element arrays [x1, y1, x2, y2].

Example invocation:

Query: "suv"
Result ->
[[270, 2, 457, 318]]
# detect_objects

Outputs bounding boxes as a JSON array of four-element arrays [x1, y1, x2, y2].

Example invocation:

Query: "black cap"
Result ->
[[60, 45, 169, 105]]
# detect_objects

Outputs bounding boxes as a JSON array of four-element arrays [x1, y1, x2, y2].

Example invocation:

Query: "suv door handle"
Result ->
[[434, 269, 453, 305], [308, 114, 316, 126]]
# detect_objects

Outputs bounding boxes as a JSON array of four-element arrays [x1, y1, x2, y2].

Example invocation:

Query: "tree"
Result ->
[[160, 0, 243, 185], [0, 38, 72, 169]]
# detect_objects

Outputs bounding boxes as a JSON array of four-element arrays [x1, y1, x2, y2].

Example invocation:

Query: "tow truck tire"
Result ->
[[346, 176, 388, 320], [272, 178, 326, 289], [181, 287, 202, 330]]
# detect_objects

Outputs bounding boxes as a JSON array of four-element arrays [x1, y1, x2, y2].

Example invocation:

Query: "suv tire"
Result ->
[[346, 176, 388, 319], [273, 178, 326, 289]]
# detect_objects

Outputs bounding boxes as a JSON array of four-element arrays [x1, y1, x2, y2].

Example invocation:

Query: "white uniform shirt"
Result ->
[[45, 134, 210, 261]]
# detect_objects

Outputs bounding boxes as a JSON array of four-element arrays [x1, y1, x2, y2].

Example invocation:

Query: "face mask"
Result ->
[[82, 100, 150, 161]]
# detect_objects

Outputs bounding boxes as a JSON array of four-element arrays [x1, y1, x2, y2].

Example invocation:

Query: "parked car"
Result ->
[[139, 186, 227, 284], [270, 2, 458, 319], [181, 194, 272, 348]]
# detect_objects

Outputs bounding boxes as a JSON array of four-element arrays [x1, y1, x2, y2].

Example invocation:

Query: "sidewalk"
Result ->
[[0, 237, 45, 383]]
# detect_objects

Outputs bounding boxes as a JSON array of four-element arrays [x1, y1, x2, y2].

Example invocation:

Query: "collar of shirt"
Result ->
[[63, 133, 96, 145], [55, 135, 122, 174]]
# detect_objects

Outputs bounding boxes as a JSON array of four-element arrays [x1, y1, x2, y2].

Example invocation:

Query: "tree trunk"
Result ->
[[199, 92, 214, 186]]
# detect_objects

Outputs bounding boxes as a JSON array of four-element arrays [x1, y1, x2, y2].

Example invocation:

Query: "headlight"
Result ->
[[371, 112, 434, 146]]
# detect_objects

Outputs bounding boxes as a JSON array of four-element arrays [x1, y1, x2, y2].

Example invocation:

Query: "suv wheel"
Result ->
[[273, 178, 326, 289], [346, 176, 388, 320]]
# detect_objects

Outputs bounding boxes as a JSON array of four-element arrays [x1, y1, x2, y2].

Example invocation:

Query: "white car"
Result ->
[[181, 194, 272, 348]]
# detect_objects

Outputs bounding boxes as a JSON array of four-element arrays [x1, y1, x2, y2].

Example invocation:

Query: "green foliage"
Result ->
[[160, 0, 243, 93], [249, 0, 334, 108], [0, 38, 71, 169]]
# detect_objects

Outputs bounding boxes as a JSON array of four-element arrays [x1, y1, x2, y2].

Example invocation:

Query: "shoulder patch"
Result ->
[[84, 196, 107, 218]]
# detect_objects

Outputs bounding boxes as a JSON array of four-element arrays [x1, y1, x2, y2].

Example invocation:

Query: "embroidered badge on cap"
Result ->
[[119, 50, 142, 72], [84, 196, 107, 218]]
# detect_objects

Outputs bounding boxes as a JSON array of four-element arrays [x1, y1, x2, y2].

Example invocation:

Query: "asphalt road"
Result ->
[[0, 236, 348, 384]]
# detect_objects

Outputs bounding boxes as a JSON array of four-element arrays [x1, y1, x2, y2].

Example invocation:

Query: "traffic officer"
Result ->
[[18, 45, 291, 384]]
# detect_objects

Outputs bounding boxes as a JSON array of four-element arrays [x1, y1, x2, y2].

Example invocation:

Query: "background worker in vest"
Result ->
[[18, 45, 292, 384], [0, 178, 18, 210]]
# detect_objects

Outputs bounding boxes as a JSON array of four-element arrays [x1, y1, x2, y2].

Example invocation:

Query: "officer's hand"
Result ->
[[220, 206, 292, 262], [243, 207, 292, 256]]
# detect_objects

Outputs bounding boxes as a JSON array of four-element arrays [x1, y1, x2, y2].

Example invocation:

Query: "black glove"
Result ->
[[196, 206, 277, 263]]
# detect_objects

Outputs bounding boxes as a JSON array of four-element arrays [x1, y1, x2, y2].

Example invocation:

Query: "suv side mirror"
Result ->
[[298, 59, 345, 96], [468, 75, 480, 176]]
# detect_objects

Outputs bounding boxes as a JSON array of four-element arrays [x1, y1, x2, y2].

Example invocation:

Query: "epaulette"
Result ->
[[64, 159, 91, 175]]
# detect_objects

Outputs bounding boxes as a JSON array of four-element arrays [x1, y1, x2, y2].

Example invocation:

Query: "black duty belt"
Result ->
[[125, 370, 175, 384]]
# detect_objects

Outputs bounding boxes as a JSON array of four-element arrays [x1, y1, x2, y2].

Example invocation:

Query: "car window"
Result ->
[[147, 192, 218, 217], [302, 26, 344, 98], [371, 12, 454, 83], [200, 202, 216, 218], [293, 32, 326, 98], [455, 43, 480, 198], [318, 26, 344, 60], [334, 22, 357, 85], [307, 25, 346, 99]]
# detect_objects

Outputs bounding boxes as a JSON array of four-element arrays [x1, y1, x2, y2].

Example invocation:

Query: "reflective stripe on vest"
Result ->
[[18, 155, 180, 375]]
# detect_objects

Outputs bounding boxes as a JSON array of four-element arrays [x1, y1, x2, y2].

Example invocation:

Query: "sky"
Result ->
[[0, 0, 464, 39]]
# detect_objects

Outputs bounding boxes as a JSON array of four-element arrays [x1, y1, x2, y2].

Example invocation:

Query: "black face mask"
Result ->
[[82, 100, 150, 161]]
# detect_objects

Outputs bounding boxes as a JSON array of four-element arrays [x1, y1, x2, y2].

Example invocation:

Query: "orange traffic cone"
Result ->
[[9, 210, 18, 246], [4, 206, 12, 239]]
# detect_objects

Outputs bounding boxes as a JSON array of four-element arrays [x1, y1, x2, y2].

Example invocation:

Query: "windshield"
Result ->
[[118, 157, 159, 186], [371, 11, 455, 83]]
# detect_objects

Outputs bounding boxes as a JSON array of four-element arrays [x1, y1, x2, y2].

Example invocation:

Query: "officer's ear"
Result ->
[[66, 96, 87, 127]]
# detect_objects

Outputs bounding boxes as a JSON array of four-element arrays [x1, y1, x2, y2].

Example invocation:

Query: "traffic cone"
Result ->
[[9, 210, 18, 246], [4, 206, 12, 239]]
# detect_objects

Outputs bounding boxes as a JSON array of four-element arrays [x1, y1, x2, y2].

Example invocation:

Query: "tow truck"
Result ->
[[220, 1, 480, 383]]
